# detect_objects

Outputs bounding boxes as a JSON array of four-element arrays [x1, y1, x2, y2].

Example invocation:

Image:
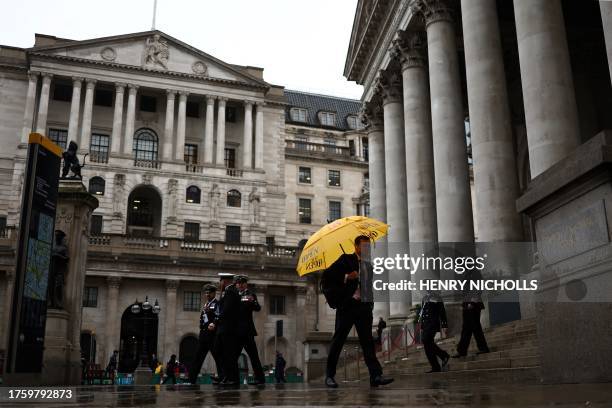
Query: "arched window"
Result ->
[[227, 190, 241, 207], [133, 128, 159, 161], [186, 186, 201, 204], [88, 176, 105, 195]]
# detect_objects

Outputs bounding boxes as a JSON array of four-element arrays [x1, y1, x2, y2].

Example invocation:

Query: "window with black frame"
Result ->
[[186, 186, 201, 204], [224, 148, 236, 168], [48, 128, 68, 150], [329, 201, 342, 221], [298, 166, 311, 184], [298, 198, 312, 224], [269, 295, 286, 315], [88, 177, 105, 195], [328, 169, 341, 187], [90, 133, 110, 163], [227, 189, 241, 207], [82, 287, 98, 308], [133, 128, 159, 161], [184, 222, 200, 241], [90, 215, 103, 235], [184, 144, 198, 164], [226, 225, 241, 243], [183, 291, 201, 312]]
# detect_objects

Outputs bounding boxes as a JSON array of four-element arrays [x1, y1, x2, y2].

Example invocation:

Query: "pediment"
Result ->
[[30, 31, 266, 86]]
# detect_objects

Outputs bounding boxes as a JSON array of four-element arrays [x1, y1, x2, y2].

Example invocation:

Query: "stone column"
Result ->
[[175, 92, 188, 161], [162, 90, 176, 161], [415, 0, 474, 243], [105, 276, 121, 366], [110, 83, 126, 155], [242, 101, 253, 169], [254, 102, 264, 169], [123, 84, 138, 155], [514, 0, 580, 177], [203, 95, 216, 163], [361, 101, 390, 320], [461, 0, 523, 242], [601, 1, 612, 84], [79, 79, 96, 151], [35, 73, 53, 135], [67, 78, 83, 145], [215, 97, 227, 166], [378, 71, 411, 319], [163, 280, 179, 362], [21, 72, 39, 144]]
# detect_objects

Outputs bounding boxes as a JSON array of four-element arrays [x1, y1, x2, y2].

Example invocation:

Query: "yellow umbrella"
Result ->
[[296, 216, 388, 276]]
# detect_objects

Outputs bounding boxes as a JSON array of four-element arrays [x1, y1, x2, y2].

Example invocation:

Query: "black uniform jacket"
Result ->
[[237, 289, 261, 337], [419, 294, 448, 332], [199, 297, 219, 331], [217, 284, 241, 335]]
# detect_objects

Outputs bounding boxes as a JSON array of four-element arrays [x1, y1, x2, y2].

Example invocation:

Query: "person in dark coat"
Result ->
[[324, 235, 394, 388], [275, 352, 287, 383], [419, 290, 450, 373], [189, 284, 222, 384], [106, 350, 118, 378], [235, 275, 266, 385], [376, 317, 387, 345], [452, 273, 490, 358], [163, 354, 178, 384], [213, 272, 242, 388]]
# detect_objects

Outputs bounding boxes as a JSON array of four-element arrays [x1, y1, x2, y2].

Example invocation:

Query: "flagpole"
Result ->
[[151, 0, 158, 30]]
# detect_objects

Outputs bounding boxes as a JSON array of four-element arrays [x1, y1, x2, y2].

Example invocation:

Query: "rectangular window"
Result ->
[[226, 106, 237, 122], [140, 95, 157, 112], [329, 201, 342, 222], [184, 144, 198, 164], [298, 166, 311, 184], [90, 215, 103, 236], [186, 101, 199, 118], [318, 112, 337, 127], [183, 291, 201, 312], [266, 236, 275, 250], [328, 170, 341, 187], [53, 83, 72, 102], [0, 216, 7, 237], [290, 108, 308, 122], [82, 287, 98, 308], [270, 295, 286, 315], [298, 198, 312, 224], [349, 140, 356, 156], [90, 133, 110, 163], [362, 137, 369, 161], [225, 225, 241, 244], [48, 128, 68, 150], [184, 222, 200, 241], [94, 89, 113, 107], [224, 148, 236, 169], [347, 115, 358, 130]]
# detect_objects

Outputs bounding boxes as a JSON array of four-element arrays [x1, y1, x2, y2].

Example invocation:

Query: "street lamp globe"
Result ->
[[152, 299, 161, 314], [131, 299, 140, 314], [142, 295, 152, 311]]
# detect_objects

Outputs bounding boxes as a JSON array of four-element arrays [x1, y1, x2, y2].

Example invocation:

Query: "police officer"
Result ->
[[419, 290, 450, 373], [189, 283, 221, 385], [235, 275, 266, 385], [213, 272, 242, 388]]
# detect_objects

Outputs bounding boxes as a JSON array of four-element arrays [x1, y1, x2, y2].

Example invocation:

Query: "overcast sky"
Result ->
[[3, 0, 364, 99]]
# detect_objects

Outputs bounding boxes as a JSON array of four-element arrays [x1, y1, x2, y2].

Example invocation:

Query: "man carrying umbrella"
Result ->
[[322, 235, 394, 388]]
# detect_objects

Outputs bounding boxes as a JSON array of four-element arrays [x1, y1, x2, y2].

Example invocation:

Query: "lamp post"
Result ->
[[130, 296, 161, 369]]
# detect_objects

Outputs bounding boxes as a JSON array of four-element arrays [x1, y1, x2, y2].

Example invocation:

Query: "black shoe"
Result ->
[[425, 369, 441, 373], [441, 355, 450, 371], [248, 380, 266, 386], [370, 375, 394, 387], [325, 377, 338, 388], [220, 380, 239, 389], [451, 353, 466, 359], [476, 349, 490, 355]]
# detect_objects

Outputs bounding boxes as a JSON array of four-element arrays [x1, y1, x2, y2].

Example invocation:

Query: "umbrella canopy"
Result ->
[[296, 216, 388, 276]]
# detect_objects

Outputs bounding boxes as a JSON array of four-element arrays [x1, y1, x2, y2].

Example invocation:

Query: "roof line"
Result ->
[[284, 89, 361, 103]]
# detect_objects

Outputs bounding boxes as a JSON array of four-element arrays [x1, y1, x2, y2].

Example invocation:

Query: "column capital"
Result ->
[[165, 279, 180, 290], [166, 89, 177, 99], [114, 82, 126, 90], [85, 78, 97, 87], [106, 276, 122, 288], [206, 94, 217, 104], [27, 70, 40, 80], [255, 101, 266, 107], [41, 72, 54, 82], [178, 90, 189, 97], [411, 0, 454, 26], [393, 30, 427, 70], [217, 96, 228, 105], [360, 101, 384, 131], [128, 84, 139, 92], [375, 70, 403, 105], [71, 77, 84, 87], [244, 100, 254, 108]]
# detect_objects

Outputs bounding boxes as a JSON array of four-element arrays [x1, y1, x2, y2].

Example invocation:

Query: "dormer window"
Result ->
[[347, 115, 361, 130], [318, 111, 336, 127], [290, 107, 308, 122]]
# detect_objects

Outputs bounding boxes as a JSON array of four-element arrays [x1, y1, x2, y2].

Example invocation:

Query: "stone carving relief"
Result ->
[[142, 173, 153, 185], [167, 179, 178, 221], [48, 230, 69, 309], [113, 174, 126, 217], [100, 47, 117, 62], [249, 187, 261, 225], [192, 61, 208, 75], [210, 184, 220, 223], [143, 34, 169, 70], [56, 206, 74, 232]]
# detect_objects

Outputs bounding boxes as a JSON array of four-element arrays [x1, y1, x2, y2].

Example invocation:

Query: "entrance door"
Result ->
[[179, 335, 198, 374], [119, 303, 159, 373]]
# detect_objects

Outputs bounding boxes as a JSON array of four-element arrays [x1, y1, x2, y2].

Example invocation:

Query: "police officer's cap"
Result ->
[[203, 283, 217, 293], [218, 272, 235, 280], [234, 275, 249, 283]]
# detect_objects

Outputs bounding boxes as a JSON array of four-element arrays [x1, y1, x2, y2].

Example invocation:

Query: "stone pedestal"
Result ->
[[517, 131, 612, 384], [42, 180, 98, 385]]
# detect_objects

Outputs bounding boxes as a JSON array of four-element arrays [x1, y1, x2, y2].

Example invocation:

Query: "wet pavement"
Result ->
[[1, 379, 611, 407]]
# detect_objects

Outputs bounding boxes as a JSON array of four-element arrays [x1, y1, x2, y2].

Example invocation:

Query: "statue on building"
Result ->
[[113, 174, 126, 217], [47, 230, 69, 309], [143, 34, 169, 70], [249, 187, 261, 225], [61, 141, 88, 180], [167, 179, 178, 221], [210, 184, 220, 222]]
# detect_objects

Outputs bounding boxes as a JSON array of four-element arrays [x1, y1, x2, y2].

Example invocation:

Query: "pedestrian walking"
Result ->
[[419, 290, 450, 373], [189, 283, 222, 384], [235, 275, 266, 385], [275, 352, 286, 383]]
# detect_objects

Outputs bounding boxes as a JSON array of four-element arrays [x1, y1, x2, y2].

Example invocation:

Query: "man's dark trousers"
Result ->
[[456, 306, 489, 355], [240, 335, 265, 383], [422, 327, 449, 371], [326, 299, 382, 379], [214, 333, 240, 383], [189, 329, 221, 383]]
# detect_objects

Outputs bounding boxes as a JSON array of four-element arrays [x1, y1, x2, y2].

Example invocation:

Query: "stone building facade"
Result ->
[[0, 30, 367, 376]]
